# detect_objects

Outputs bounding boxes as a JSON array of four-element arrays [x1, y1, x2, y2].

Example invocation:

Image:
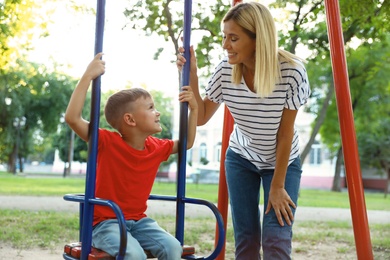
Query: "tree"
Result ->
[[0, 0, 49, 70], [0, 61, 75, 173], [358, 119, 390, 197], [320, 37, 390, 191], [354, 37, 390, 196], [0, 0, 104, 173], [271, 0, 390, 169], [123, 0, 231, 78]]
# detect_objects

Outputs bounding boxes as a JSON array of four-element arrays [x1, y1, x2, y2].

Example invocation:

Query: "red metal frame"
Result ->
[[324, 0, 373, 259]]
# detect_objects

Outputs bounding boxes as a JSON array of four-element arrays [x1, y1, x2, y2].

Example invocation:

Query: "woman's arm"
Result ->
[[177, 46, 220, 126], [265, 108, 298, 226]]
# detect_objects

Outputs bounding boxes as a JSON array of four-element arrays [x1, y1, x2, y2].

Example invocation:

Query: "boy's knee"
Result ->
[[159, 238, 183, 259], [125, 247, 147, 260]]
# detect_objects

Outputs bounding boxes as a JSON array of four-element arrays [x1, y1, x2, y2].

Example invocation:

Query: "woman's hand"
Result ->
[[265, 187, 296, 226], [176, 46, 197, 74]]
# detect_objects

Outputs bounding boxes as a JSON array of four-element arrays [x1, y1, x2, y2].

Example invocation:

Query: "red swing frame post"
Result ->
[[215, 0, 374, 259], [324, 0, 373, 259]]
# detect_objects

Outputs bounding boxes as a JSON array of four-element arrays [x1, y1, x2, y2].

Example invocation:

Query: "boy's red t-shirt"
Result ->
[[93, 129, 174, 226]]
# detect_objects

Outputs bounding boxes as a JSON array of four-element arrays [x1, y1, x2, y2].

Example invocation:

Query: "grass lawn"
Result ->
[[0, 171, 388, 210]]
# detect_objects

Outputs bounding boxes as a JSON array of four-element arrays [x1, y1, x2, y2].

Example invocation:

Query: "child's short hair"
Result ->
[[104, 88, 151, 130]]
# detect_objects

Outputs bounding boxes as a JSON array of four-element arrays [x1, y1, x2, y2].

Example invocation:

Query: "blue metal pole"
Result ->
[[80, 0, 105, 259], [175, 0, 192, 244]]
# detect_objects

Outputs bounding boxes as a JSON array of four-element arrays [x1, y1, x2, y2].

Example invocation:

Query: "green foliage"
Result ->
[[320, 37, 390, 169], [0, 61, 75, 167], [123, 0, 231, 77], [357, 119, 390, 174], [0, 0, 48, 69], [0, 0, 81, 170], [271, 0, 390, 177]]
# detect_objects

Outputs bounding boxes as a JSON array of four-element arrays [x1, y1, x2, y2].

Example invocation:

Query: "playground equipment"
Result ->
[[62, 0, 225, 259], [62, 0, 374, 259]]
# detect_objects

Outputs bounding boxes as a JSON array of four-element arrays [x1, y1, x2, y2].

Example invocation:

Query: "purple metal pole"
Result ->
[[324, 0, 373, 259]]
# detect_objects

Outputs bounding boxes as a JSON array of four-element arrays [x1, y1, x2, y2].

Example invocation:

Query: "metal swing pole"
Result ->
[[80, 0, 106, 259], [324, 0, 373, 259], [175, 0, 192, 244]]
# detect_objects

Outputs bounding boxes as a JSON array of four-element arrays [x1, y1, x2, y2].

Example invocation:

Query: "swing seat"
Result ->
[[62, 194, 201, 260], [63, 242, 196, 259]]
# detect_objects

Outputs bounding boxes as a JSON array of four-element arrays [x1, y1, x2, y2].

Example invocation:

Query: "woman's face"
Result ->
[[222, 20, 256, 67]]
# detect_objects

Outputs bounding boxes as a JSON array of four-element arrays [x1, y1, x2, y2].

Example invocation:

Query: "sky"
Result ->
[[28, 0, 180, 97]]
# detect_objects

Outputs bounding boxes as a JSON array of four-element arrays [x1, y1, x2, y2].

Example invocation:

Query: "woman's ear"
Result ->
[[124, 113, 136, 126]]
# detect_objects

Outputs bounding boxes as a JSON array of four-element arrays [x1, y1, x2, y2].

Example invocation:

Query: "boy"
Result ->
[[65, 53, 198, 259]]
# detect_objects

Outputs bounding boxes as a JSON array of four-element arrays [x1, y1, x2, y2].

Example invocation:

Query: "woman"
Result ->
[[177, 2, 310, 259]]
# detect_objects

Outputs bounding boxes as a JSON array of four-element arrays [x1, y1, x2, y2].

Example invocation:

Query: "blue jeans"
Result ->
[[225, 148, 302, 260], [92, 217, 182, 260]]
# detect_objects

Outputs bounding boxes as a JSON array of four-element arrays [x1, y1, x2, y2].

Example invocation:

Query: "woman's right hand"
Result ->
[[176, 46, 197, 74]]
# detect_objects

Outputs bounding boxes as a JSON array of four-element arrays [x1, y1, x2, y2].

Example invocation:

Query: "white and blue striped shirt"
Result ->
[[206, 57, 311, 170]]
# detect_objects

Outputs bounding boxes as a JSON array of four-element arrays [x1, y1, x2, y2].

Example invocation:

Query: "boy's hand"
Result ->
[[179, 86, 198, 111], [84, 53, 105, 80]]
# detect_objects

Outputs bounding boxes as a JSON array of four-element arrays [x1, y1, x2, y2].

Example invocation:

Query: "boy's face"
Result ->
[[131, 96, 162, 134]]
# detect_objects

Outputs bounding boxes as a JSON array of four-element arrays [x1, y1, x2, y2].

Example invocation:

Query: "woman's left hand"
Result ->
[[265, 187, 296, 226]]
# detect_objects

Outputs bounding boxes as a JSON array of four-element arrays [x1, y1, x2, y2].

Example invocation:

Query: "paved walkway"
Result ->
[[1, 195, 389, 224]]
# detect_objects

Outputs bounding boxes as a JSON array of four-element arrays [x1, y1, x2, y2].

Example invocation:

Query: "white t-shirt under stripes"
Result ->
[[206, 57, 311, 170]]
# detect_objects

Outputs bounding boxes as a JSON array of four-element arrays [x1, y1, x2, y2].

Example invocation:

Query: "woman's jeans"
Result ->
[[225, 148, 302, 260], [92, 217, 182, 260]]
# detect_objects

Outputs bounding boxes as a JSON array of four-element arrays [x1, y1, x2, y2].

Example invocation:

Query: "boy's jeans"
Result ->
[[225, 148, 302, 260], [92, 217, 182, 260]]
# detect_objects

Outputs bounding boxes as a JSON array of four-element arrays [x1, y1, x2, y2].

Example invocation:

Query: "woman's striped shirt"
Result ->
[[206, 57, 311, 170]]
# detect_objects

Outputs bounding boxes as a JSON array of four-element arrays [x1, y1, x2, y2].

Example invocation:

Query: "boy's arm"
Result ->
[[185, 85, 198, 149], [171, 85, 198, 154], [65, 53, 105, 142]]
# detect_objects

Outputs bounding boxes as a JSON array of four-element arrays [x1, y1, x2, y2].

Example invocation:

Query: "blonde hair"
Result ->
[[223, 2, 301, 97], [104, 88, 151, 130]]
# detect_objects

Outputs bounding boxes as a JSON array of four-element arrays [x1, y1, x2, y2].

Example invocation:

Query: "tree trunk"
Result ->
[[332, 147, 343, 192], [380, 160, 389, 198], [385, 166, 390, 199], [300, 85, 334, 164], [7, 144, 17, 174], [18, 155, 24, 173], [64, 130, 75, 178]]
